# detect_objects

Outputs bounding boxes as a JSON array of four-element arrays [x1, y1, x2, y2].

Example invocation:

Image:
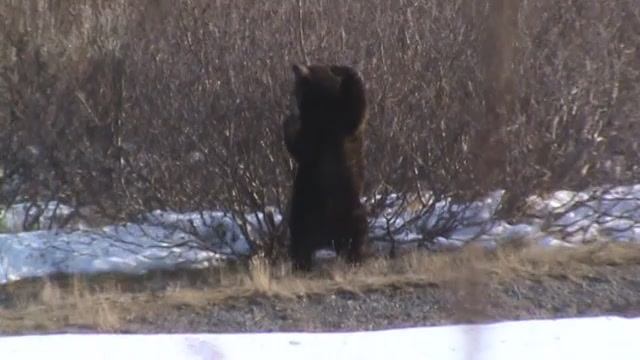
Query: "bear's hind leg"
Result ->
[[289, 229, 315, 271], [345, 206, 368, 265]]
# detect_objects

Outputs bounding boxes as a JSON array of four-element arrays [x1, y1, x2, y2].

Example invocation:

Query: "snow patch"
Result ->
[[0, 222, 232, 284], [3, 185, 640, 283], [2, 202, 76, 233], [0, 316, 638, 360]]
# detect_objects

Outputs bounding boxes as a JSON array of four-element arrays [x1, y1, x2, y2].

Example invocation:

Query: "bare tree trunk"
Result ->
[[473, 0, 520, 192]]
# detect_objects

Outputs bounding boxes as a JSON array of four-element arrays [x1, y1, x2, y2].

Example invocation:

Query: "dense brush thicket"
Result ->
[[1, 0, 638, 258]]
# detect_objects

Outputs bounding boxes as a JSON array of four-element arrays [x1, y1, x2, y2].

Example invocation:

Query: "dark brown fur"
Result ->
[[283, 64, 368, 271]]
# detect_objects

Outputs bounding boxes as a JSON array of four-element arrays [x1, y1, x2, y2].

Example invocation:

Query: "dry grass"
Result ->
[[2, 277, 123, 332], [2, 242, 640, 333]]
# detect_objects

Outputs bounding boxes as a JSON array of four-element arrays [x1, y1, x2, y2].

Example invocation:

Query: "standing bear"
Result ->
[[283, 64, 368, 271]]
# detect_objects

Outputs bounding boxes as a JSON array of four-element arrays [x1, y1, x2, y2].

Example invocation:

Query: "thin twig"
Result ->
[[296, 0, 310, 64]]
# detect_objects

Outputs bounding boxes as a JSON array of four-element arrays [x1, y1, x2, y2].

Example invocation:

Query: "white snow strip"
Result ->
[[1, 202, 75, 232], [0, 221, 249, 284], [3, 184, 640, 284], [0, 316, 639, 360]]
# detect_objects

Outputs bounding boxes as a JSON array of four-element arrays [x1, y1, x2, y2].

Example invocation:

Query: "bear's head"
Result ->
[[292, 64, 366, 136]]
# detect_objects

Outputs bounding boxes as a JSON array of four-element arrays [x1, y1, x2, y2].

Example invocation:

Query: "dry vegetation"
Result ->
[[1, 0, 640, 334], [1, 0, 639, 258], [2, 242, 640, 333]]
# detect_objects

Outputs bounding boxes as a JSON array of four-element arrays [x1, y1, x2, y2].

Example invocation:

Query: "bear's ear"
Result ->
[[292, 64, 310, 80], [336, 66, 365, 98]]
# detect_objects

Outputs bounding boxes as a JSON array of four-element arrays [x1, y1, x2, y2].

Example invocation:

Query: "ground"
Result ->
[[123, 265, 640, 333], [1, 243, 640, 334]]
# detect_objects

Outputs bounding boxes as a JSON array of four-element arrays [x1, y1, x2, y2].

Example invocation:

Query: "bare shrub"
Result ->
[[495, 0, 640, 216], [1, 0, 638, 260]]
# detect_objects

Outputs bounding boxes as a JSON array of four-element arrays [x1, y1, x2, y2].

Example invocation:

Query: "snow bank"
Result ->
[[537, 185, 640, 243], [1, 316, 638, 360], [372, 185, 640, 250], [2, 185, 640, 284], [141, 210, 251, 254], [1, 202, 76, 232], [0, 221, 246, 284]]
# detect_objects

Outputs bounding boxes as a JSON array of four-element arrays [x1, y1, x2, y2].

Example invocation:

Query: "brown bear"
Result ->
[[283, 64, 368, 271]]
